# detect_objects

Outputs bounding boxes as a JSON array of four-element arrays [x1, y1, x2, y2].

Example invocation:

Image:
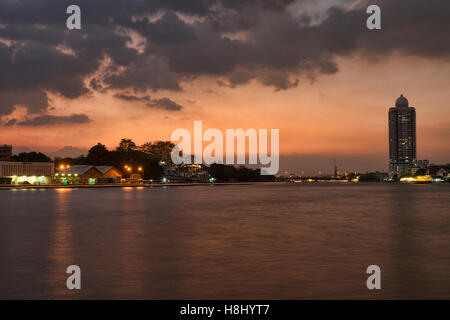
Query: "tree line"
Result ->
[[12, 139, 274, 182]]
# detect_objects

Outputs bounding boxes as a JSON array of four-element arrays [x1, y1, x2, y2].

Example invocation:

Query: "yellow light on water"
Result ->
[[400, 175, 432, 183]]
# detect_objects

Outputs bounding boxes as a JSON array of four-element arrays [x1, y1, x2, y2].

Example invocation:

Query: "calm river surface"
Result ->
[[1, 183, 450, 299]]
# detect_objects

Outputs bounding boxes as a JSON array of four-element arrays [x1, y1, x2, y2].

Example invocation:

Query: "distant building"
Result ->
[[0, 161, 54, 185], [429, 164, 450, 178], [410, 159, 429, 176], [160, 161, 210, 182], [333, 160, 338, 178], [129, 173, 143, 184], [0, 144, 12, 161], [388, 95, 417, 178], [180, 164, 210, 182]]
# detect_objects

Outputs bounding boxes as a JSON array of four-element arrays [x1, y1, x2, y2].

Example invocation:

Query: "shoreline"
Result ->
[[0, 181, 284, 190], [1, 181, 445, 190]]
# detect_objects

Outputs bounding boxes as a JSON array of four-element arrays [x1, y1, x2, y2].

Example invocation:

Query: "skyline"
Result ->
[[6, 88, 449, 175], [1, 0, 450, 174]]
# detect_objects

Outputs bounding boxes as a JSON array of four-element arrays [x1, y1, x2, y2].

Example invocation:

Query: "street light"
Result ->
[[138, 166, 144, 183], [59, 164, 69, 185], [125, 166, 132, 183]]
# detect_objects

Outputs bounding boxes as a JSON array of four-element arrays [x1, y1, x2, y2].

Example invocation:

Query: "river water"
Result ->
[[1, 183, 449, 299]]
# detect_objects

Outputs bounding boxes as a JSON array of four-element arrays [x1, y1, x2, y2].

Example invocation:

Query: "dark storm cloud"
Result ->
[[11, 114, 90, 127], [147, 98, 183, 111], [4, 119, 17, 126], [89, 78, 106, 93], [0, 89, 51, 116], [0, 0, 449, 117], [104, 55, 182, 92], [114, 94, 151, 102], [122, 11, 197, 44]]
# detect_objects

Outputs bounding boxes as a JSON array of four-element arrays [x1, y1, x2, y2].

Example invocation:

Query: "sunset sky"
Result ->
[[1, 0, 449, 174]]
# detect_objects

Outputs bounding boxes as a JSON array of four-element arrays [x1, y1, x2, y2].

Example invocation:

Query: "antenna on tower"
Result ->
[[334, 159, 338, 178]]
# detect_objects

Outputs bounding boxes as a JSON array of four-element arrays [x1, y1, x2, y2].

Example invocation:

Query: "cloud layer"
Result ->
[[1, 0, 449, 123], [6, 114, 90, 126]]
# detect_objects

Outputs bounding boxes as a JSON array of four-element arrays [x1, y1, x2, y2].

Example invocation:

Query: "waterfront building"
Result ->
[[55, 165, 123, 184], [160, 162, 210, 183], [0, 161, 54, 184], [410, 159, 430, 176], [0, 144, 12, 161], [333, 160, 338, 178], [96, 166, 123, 184], [55, 165, 103, 184], [429, 164, 450, 179], [388, 94, 417, 178]]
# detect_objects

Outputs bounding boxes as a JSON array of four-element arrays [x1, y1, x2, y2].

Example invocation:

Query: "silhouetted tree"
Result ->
[[86, 143, 109, 164], [117, 138, 137, 152], [208, 163, 274, 182], [11, 152, 51, 162], [140, 141, 175, 163]]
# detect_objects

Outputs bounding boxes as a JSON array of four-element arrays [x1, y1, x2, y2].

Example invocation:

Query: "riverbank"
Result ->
[[1, 180, 446, 190], [0, 181, 284, 190]]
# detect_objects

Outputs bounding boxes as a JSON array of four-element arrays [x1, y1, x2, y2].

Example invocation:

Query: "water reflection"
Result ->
[[48, 186, 79, 299], [0, 184, 449, 299], [387, 184, 421, 298]]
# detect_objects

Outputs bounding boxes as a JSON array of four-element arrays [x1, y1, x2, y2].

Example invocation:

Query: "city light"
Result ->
[[400, 175, 433, 183]]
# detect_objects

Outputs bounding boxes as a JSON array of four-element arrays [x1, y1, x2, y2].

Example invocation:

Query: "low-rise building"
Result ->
[[160, 162, 210, 183], [429, 164, 450, 178], [0, 144, 12, 161], [0, 161, 54, 185], [96, 166, 123, 184], [55, 165, 123, 184], [55, 165, 103, 184]]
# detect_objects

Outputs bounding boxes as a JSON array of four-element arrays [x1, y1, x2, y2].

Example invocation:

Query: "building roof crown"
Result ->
[[395, 94, 409, 107]]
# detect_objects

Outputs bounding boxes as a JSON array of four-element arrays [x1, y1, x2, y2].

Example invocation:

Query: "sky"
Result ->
[[0, 0, 449, 174]]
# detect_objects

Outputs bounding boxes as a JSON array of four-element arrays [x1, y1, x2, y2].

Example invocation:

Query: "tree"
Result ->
[[140, 141, 175, 163], [208, 163, 274, 182], [413, 168, 427, 176], [117, 138, 137, 152], [86, 143, 109, 164], [11, 152, 51, 162]]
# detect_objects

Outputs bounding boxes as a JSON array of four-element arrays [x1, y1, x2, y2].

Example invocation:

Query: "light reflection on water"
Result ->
[[0, 183, 449, 299]]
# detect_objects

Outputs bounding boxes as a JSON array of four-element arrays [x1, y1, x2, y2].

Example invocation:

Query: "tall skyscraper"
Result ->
[[388, 94, 416, 178]]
